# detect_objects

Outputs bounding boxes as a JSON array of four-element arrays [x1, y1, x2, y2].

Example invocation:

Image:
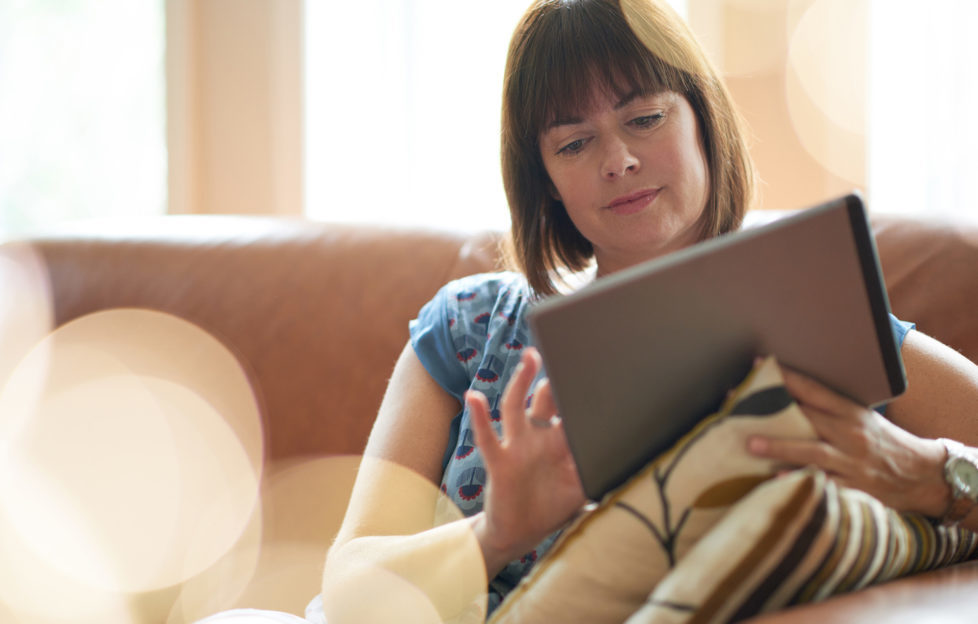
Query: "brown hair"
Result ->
[[501, 0, 755, 295]]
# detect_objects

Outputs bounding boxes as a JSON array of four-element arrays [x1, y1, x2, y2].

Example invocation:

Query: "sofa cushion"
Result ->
[[627, 469, 978, 623]]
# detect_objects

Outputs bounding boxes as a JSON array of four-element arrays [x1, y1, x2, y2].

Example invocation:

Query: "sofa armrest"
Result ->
[[871, 213, 978, 365], [744, 560, 978, 623]]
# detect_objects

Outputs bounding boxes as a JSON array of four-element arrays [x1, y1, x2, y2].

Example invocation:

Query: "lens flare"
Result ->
[[321, 457, 488, 624], [175, 456, 362, 621], [323, 566, 445, 624], [785, 0, 868, 183], [0, 506, 137, 624], [0, 308, 264, 618], [708, 0, 788, 77], [168, 506, 264, 623]]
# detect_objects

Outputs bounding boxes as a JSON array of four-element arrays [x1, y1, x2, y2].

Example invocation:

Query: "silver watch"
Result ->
[[938, 438, 978, 527]]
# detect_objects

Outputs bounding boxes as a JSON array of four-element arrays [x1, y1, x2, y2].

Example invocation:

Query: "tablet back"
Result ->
[[527, 193, 905, 501]]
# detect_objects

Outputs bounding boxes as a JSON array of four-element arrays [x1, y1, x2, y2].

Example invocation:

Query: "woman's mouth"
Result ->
[[605, 189, 660, 215]]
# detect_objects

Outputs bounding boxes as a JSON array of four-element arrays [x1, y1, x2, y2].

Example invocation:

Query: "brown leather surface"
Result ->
[[27, 217, 502, 463], [16, 213, 978, 467], [871, 213, 978, 364], [742, 560, 978, 623]]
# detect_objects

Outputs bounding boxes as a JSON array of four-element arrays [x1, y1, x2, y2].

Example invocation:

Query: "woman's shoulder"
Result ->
[[437, 271, 530, 306], [412, 271, 530, 339]]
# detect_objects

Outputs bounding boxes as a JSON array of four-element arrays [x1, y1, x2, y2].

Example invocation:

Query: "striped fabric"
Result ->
[[628, 470, 978, 624]]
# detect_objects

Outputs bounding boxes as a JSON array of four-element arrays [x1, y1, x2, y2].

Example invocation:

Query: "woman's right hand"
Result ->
[[465, 347, 587, 576]]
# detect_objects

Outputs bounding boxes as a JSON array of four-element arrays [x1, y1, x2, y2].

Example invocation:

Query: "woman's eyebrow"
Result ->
[[546, 116, 584, 131], [545, 90, 653, 131]]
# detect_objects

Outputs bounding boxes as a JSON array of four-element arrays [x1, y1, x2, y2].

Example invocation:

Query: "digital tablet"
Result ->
[[527, 193, 906, 501]]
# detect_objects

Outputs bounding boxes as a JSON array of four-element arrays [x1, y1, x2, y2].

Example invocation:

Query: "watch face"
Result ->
[[949, 457, 978, 497]]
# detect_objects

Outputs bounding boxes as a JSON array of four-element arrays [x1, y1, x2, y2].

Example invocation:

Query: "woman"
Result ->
[[321, 0, 978, 621]]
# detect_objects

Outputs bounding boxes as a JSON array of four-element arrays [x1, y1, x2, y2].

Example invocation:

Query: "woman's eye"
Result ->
[[558, 138, 587, 155], [631, 113, 665, 128]]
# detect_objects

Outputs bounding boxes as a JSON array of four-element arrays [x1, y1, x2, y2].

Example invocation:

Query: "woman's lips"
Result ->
[[605, 189, 660, 215]]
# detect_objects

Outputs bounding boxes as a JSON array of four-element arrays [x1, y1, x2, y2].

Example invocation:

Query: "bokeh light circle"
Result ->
[[172, 455, 364, 621], [321, 457, 488, 624], [785, 0, 868, 183], [0, 308, 264, 616]]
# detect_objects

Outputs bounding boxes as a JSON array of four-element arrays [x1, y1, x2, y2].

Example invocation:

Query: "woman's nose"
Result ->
[[601, 138, 640, 179]]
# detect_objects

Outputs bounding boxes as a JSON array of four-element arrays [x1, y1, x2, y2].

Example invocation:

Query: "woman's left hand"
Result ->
[[746, 365, 950, 518]]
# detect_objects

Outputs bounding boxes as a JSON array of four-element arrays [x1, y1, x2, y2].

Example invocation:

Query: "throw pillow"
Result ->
[[489, 356, 816, 624], [626, 469, 978, 624]]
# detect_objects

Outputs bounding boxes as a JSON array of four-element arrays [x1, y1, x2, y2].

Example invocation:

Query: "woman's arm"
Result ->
[[323, 342, 484, 620], [884, 329, 978, 528], [747, 329, 978, 530], [886, 330, 978, 446], [323, 343, 585, 620]]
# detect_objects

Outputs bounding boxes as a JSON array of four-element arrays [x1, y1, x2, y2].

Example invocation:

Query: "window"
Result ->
[[0, 0, 166, 239], [868, 0, 978, 219], [304, 1, 688, 232]]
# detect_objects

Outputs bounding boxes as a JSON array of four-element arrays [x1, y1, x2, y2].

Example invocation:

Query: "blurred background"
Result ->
[[0, 0, 975, 236]]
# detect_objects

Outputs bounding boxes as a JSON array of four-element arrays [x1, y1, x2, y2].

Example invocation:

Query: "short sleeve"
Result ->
[[889, 313, 915, 347], [409, 272, 529, 404], [409, 282, 470, 402], [877, 313, 915, 415]]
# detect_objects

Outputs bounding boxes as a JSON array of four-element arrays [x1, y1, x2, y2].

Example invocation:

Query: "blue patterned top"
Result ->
[[410, 271, 556, 613], [409, 271, 915, 613]]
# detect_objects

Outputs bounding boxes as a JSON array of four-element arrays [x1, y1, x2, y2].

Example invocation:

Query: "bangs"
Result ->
[[512, 0, 693, 141]]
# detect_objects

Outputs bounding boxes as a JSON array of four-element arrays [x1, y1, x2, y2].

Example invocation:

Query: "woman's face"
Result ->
[[539, 89, 710, 276]]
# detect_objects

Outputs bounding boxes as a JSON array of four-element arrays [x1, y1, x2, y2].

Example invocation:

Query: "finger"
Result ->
[[527, 377, 559, 425], [780, 365, 863, 418], [466, 390, 501, 465], [796, 403, 861, 450], [501, 348, 542, 436], [747, 435, 851, 476]]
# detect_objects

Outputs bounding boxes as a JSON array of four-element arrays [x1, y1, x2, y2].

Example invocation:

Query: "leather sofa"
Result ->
[[1, 211, 976, 622]]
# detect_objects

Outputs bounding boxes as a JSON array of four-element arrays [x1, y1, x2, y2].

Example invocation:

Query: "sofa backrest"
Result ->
[[3, 212, 976, 465], [9, 217, 502, 464]]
